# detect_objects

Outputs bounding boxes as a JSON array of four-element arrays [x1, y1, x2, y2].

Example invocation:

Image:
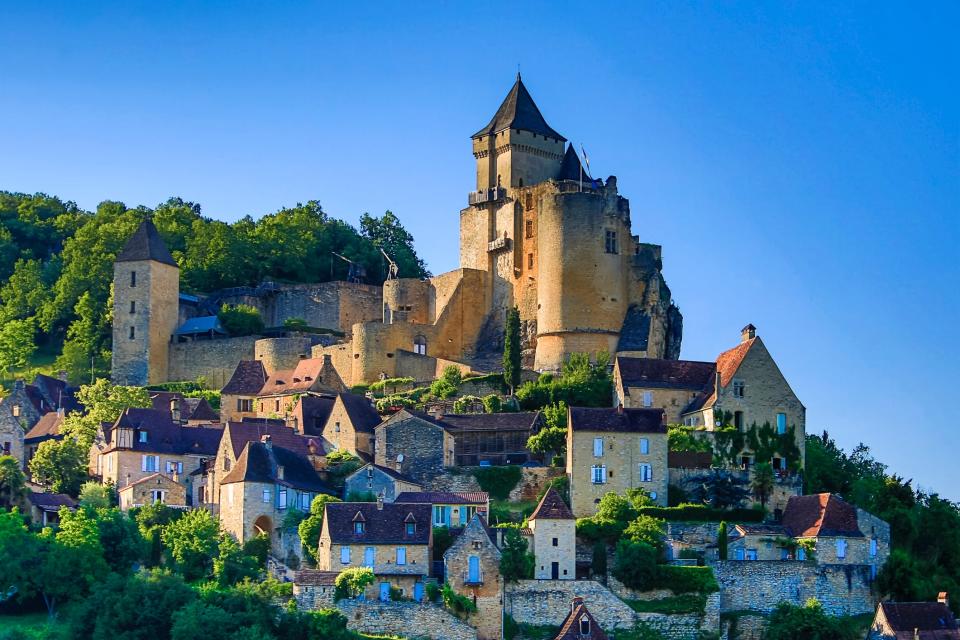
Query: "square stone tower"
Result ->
[[111, 219, 179, 386]]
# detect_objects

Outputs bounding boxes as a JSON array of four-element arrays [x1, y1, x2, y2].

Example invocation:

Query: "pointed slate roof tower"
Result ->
[[557, 145, 587, 182], [529, 487, 575, 520], [116, 218, 177, 267], [472, 73, 566, 141]]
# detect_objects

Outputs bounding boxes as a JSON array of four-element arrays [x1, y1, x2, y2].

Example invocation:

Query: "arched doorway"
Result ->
[[253, 515, 273, 539]]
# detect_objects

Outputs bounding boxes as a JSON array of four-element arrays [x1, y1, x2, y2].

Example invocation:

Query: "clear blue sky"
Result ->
[[2, 2, 957, 498]]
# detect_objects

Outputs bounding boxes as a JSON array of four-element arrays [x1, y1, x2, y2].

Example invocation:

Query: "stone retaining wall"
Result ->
[[509, 466, 565, 502], [167, 335, 258, 387], [506, 579, 637, 630], [335, 600, 477, 640]]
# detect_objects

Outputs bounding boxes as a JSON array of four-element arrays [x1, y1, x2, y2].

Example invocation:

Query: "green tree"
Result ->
[[0, 456, 27, 509], [689, 469, 751, 509], [717, 521, 728, 561], [67, 379, 151, 447], [334, 566, 375, 600], [623, 515, 666, 554], [134, 501, 182, 567], [218, 304, 265, 337], [298, 494, 341, 564], [28, 437, 88, 495], [161, 508, 221, 580], [764, 599, 854, 640], [667, 425, 713, 453], [93, 507, 145, 573], [78, 481, 113, 509], [360, 210, 429, 279], [612, 539, 658, 590], [751, 462, 775, 509], [57, 291, 110, 383], [503, 307, 521, 393], [499, 527, 535, 582], [0, 317, 35, 376], [214, 534, 262, 586], [526, 426, 567, 460]]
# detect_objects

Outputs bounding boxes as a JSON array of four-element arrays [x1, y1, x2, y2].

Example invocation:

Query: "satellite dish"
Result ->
[[396, 454, 405, 463]]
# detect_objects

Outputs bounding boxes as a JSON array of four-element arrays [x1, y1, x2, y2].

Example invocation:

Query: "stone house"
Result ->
[[90, 407, 222, 496], [317, 500, 432, 601], [394, 491, 490, 528], [26, 490, 77, 527], [220, 360, 268, 423], [443, 514, 502, 640], [343, 463, 422, 502], [867, 593, 959, 639], [292, 569, 339, 611], [525, 488, 575, 580], [118, 472, 188, 511], [255, 356, 346, 420], [439, 412, 542, 467], [289, 394, 335, 437], [207, 419, 320, 505], [219, 436, 335, 557], [553, 597, 609, 640], [319, 393, 380, 457], [375, 410, 454, 484], [680, 325, 806, 470], [24, 411, 64, 468], [613, 356, 716, 424], [0, 402, 25, 468], [567, 406, 668, 517], [150, 391, 219, 425]]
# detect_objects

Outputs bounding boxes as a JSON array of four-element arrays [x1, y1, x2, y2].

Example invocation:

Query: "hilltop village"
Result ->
[[1, 76, 956, 640]]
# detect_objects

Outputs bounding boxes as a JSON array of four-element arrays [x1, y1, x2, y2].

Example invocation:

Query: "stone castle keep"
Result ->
[[112, 75, 682, 387]]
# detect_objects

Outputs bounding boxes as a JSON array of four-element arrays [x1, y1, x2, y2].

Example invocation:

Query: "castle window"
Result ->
[[129, 326, 135, 340], [413, 335, 427, 356], [130, 271, 136, 287], [129, 300, 136, 314], [525, 219, 533, 238], [733, 379, 745, 398], [605, 230, 618, 254], [525, 194, 534, 211], [527, 253, 534, 269]]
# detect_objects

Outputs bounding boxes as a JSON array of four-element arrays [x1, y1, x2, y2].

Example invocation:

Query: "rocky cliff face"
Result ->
[[622, 245, 683, 360]]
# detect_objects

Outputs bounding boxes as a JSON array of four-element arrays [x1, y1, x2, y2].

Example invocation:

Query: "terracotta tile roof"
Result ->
[[336, 393, 381, 434], [529, 488, 574, 520], [295, 570, 339, 586], [394, 491, 488, 505], [716, 338, 755, 388], [782, 493, 863, 538], [115, 219, 177, 266], [221, 361, 268, 396], [616, 356, 717, 391], [569, 407, 666, 433], [437, 411, 542, 433], [879, 601, 959, 638], [258, 358, 344, 396], [221, 440, 333, 494], [553, 598, 609, 640], [101, 408, 222, 456], [24, 412, 64, 442], [324, 502, 431, 546]]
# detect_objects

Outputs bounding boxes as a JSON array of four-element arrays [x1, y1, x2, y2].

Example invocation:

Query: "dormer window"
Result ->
[[139, 431, 148, 443], [355, 521, 365, 534], [579, 616, 590, 635], [406, 522, 416, 536]]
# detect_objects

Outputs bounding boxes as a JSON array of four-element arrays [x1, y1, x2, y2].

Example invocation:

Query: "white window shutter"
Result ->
[[141, 455, 147, 471]]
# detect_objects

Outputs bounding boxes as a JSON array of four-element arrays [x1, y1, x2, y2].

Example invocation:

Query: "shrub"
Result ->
[[334, 567, 374, 600], [389, 585, 404, 601], [655, 565, 719, 594], [592, 541, 608, 577], [425, 581, 441, 602], [243, 534, 270, 565], [440, 365, 463, 387], [765, 599, 857, 640], [482, 394, 502, 414], [623, 515, 666, 554], [442, 583, 477, 615], [537, 475, 570, 503], [433, 526, 454, 560], [499, 527, 535, 582], [612, 540, 658, 590], [472, 465, 522, 500], [430, 378, 458, 399], [717, 521, 728, 560], [376, 395, 416, 412], [453, 395, 483, 413], [636, 504, 764, 523], [217, 304, 264, 336]]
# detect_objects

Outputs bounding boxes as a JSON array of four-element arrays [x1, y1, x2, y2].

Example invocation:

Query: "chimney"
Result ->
[[741, 324, 757, 343], [57, 370, 69, 382], [715, 371, 722, 397], [939, 591, 949, 607], [277, 465, 284, 480], [261, 434, 272, 449], [617, 403, 623, 414], [376, 495, 384, 511], [170, 399, 181, 424], [572, 597, 584, 612]]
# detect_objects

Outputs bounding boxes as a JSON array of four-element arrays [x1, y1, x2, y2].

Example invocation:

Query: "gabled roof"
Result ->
[[569, 407, 666, 433], [879, 601, 959, 638], [258, 358, 344, 397], [781, 493, 863, 538], [394, 491, 488, 505], [31, 374, 82, 414], [557, 145, 587, 182], [174, 316, 227, 336], [529, 487, 574, 520], [224, 420, 312, 459], [437, 411, 541, 433], [101, 408, 222, 456], [24, 412, 64, 442], [324, 502, 431, 545], [616, 357, 717, 392], [27, 491, 77, 512], [345, 463, 422, 487], [335, 393, 381, 434], [472, 74, 565, 141], [683, 337, 760, 414], [150, 392, 219, 422], [295, 395, 337, 436], [115, 219, 177, 266], [221, 360, 268, 396], [221, 440, 334, 494], [294, 570, 339, 586], [554, 598, 609, 640], [120, 472, 182, 490]]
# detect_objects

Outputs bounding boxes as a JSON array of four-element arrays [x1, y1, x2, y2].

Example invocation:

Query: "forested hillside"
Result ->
[[0, 192, 428, 383]]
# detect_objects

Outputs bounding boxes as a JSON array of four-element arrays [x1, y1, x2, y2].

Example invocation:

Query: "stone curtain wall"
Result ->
[[714, 561, 876, 616], [168, 335, 258, 387], [335, 600, 477, 640]]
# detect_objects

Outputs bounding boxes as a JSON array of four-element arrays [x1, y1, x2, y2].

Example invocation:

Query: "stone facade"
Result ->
[[118, 472, 187, 510], [320, 395, 375, 457], [168, 336, 259, 389], [444, 515, 503, 640], [218, 478, 310, 558], [374, 410, 454, 484], [93, 448, 206, 493], [0, 402, 25, 467], [343, 464, 422, 502], [335, 600, 477, 640]]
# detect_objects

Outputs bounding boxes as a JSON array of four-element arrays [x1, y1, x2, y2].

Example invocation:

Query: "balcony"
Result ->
[[463, 569, 484, 585], [468, 187, 506, 206]]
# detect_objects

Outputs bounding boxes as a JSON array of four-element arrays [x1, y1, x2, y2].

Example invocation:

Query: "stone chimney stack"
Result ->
[[261, 434, 272, 449], [741, 324, 757, 343], [170, 398, 181, 424], [376, 494, 384, 511], [939, 591, 949, 607], [572, 596, 584, 612]]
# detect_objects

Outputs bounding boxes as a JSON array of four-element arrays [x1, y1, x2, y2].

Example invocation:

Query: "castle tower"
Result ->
[[111, 219, 179, 386]]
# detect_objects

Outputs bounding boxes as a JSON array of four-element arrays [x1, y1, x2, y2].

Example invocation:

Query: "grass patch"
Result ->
[[626, 593, 707, 615], [488, 499, 537, 525], [0, 612, 65, 639]]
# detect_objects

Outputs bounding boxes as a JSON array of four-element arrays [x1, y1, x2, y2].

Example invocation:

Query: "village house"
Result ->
[[90, 407, 222, 497], [567, 406, 668, 517], [318, 393, 380, 457], [254, 356, 346, 420], [23, 411, 64, 468], [867, 593, 959, 639], [26, 490, 77, 527], [220, 435, 335, 557], [317, 500, 432, 601], [0, 402, 25, 468], [394, 490, 489, 528], [288, 394, 335, 437], [443, 514, 503, 640], [150, 391, 219, 425], [118, 472, 188, 511], [525, 488, 576, 580], [342, 463, 422, 502], [220, 360, 268, 422], [613, 356, 716, 424], [553, 597, 609, 640], [1, 374, 82, 468]]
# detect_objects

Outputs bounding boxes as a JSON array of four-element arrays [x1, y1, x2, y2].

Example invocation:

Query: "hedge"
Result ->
[[636, 505, 764, 523], [472, 465, 522, 500], [655, 565, 719, 594]]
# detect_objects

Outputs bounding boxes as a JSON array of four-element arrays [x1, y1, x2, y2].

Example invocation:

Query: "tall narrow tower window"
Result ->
[[130, 271, 137, 287], [527, 253, 534, 269], [129, 301, 136, 314], [525, 220, 533, 238], [605, 230, 618, 254], [129, 326, 135, 340]]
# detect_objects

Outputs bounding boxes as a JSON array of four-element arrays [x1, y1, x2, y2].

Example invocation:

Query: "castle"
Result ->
[[112, 75, 682, 388]]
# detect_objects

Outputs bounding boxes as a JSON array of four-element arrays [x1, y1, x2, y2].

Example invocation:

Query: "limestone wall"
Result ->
[[714, 561, 877, 616], [335, 600, 477, 640], [254, 337, 315, 374], [508, 466, 565, 502], [506, 579, 637, 630], [167, 336, 258, 387]]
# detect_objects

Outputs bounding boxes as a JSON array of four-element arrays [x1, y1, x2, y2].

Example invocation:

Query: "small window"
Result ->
[[735, 548, 745, 561], [139, 431, 148, 443], [335, 422, 341, 433], [734, 411, 744, 430], [129, 326, 136, 340], [604, 229, 618, 254], [341, 547, 351, 564], [354, 521, 365, 534], [591, 465, 606, 484], [129, 300, 136, 314], [275, 400, 280, 412], [776, 413, 787, 434], [130, 271, 136, 287], [580, 617, 591, 635], [733, 379, 745, 398], [797, 547, 807, 561], [836, 539, 847, 559], [278, 489, 287, 510], [746, 549, 758, 561], [527, 253, 534, 269], [638, 463, 653, 482], [525, 219, 533, 238], [870, 538, 877, 557], [406, 522, 416, 536], [262, 488, 271, 503], [642, 391, 653, 407], [552, 537, 558, 547], [413, 335, 427, 356], [396, 547, 406, 565], [593, 438, 603, 457], [640, 438, 649, 455]]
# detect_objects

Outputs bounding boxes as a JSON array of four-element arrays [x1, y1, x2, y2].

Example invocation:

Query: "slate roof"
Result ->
[[782, 493, 863, 538], [558, 145, 587, 182], [174, 316, 226, 336], [472, 74, 565, 141], [554, 598, 609, 640], [101, 408, 222, 456], [27, 491, 77, 513], [224, 420, 312, 458], [294, 570, 339, 586], [732, 523, 786, 537], [115, 219, 177, 266], [324, 502, 431, 545], [617, 306, 652, 352], [569, 407, 666, 433], [616, 357, 717, 391], [437, 411, 541, 433], [529, 487, 574, 520], [346, 463, 422, 487], [879, 601, 959, 639], [221, 360, 268, 396], [24, 412, 64, 442], [335, 393, 381, 434], [150, 392, 218, 422], [31, 374, 82, 414], [221, 440, 334, 493], [394, 491, 489, 505], [295, 395, 336, 435]]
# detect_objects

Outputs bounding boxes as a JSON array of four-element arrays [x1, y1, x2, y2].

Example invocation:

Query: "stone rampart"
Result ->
[[335, 600, 477, 640], [167, 335, 258, 387]]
